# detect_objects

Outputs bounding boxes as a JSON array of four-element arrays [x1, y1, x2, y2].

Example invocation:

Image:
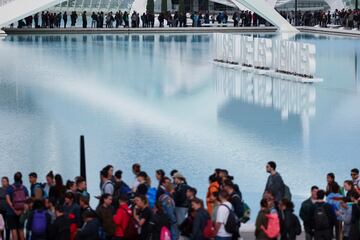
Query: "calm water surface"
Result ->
[[0, 33, 359, 224]]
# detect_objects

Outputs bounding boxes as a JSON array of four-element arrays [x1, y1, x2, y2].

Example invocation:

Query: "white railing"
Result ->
[[0, 0, 15, 7]]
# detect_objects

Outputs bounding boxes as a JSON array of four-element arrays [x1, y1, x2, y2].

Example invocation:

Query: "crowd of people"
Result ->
[[16, 10, 269, 29], [0, 162, 359, 240], [280, 9, 360, 29], [14, 8, 360, 30]]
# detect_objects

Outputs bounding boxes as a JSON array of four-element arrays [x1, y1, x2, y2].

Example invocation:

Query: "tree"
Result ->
[[146, 0, 154, 14], [178, 0, 185, 15], [161, 0, 167, 13]]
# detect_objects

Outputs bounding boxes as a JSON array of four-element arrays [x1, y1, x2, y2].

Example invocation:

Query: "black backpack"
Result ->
[[221, 204, 239, 235], [291, 213, 302, 235], [314, 204, 330, 230]]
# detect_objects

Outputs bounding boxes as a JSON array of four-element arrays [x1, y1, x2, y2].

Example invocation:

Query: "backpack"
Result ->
[[203, 219, 216, 238], [283, 185, 292, 201], [261, 213, 280, 238], [120, 207, 139, 240], [160, 226, 171, 240], [314, 204, 330, 230], [240, 202, 251, 223], [147, 187, 157, 209], [31, 210, 47, 234], [292, 213, 302, 235], [221, 204, 239, 235], [12, 184, 26, 211]]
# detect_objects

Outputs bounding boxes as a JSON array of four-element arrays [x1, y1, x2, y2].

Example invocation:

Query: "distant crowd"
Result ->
[[13, 9, 360, 30], [16, 10, 269, 29], [281, 9, 360, 29], [0, 161, 359, 240]]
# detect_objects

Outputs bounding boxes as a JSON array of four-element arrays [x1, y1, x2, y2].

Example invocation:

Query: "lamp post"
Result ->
[[80, 135, 86, 180], [294, 0, 298, 26]]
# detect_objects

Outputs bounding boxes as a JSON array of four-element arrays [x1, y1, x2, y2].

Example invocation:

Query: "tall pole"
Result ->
[[294, 0, 298, 26], [80, 135, 86, 180], [356, 0, 358, 10]]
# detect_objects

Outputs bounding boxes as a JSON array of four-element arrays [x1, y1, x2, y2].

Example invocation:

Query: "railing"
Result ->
[[0, 0, 15, 7]]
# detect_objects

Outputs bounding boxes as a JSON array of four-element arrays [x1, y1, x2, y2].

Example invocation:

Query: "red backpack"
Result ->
[[203, 219, 216, 238], [261, 213, 280, 238]]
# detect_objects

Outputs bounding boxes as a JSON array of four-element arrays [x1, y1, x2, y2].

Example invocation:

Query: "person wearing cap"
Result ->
[[49, 205, 70, 240], [173, 172, 190, 226]]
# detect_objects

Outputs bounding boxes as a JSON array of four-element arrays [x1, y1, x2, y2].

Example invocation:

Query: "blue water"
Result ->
[[0, 33, 359, 227]]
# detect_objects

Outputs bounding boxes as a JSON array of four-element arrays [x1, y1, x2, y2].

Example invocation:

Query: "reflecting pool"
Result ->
[[0, 33, 359, 225]]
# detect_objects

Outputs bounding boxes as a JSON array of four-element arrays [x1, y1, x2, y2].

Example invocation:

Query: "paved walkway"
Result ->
[[2, 26, 278, 34], [3, 26, 360, 38], [241, 232, 305, 240], [298, 26, 360, 37]]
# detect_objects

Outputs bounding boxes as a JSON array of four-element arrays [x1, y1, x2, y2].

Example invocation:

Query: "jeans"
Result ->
[[306, 231, 315, 240], [175, 207, 188, 226], [314, 229, 332, 240], [215, 237, 232, 240]]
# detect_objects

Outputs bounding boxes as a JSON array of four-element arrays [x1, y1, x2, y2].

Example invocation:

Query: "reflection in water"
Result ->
[[214, 67, 316, 145]]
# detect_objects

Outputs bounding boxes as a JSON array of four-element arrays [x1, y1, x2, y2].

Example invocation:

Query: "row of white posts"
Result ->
[[213, 33, 319, 81]]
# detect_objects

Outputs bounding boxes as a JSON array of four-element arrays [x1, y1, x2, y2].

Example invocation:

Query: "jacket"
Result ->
[[279, 209, 301, 240], [174, 183, 190, 208], [49, 214, 71, 240], [206, 182, 219, 215], [265, 172, 285, 202], [113, 204, 131, 237], [255, 209, 270, 240], [76, 218, 100, 240], [299, 197, 315, 233], [191, 208, 209, 240], [95, 204, 115, 236]]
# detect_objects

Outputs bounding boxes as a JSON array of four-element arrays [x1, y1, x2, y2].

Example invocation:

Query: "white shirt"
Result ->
[[216, 201, 233, 237]]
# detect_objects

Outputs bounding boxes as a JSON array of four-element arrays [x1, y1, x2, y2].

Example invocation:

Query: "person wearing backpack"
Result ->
[[113, 194, 138, 240], [100, 170, 114, 196], [6, 172, 29, 240], [158, 177, 178, 240], [112, 171, 131, 209], [214, 190, 233, 240], [173, 172, 190, 226], [299, 186, 318, 240], [150, 201, 171, 240], [313, 190, 336, 240], [190, 198, 210, 240], [26, 200, 51, 240], [223, 180, 243, 239], [278, 198, 301, 240], [28, 173, 45, 200], [264, 161, 285, 203]]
